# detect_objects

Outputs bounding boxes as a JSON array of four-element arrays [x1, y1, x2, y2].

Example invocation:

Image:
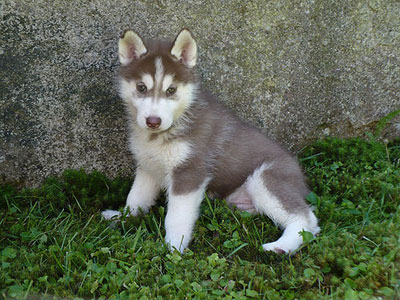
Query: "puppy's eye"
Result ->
[[136, 82, 147, 94], [166, 86, 177, 96]]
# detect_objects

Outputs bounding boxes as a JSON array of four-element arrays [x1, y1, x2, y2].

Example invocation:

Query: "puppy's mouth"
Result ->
[[146, 127, 164, 133], [144, 124, 172, 133]]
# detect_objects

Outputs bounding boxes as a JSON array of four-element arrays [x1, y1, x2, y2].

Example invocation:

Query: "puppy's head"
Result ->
[[118, 29, 198, 132]]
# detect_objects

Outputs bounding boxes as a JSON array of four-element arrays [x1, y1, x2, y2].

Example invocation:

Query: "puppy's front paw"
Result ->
[[165, 234, 187, 253], [101, 209, 122, 220]]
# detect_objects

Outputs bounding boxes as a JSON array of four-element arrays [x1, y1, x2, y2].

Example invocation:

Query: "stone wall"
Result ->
[[1, 0, 399, 185]]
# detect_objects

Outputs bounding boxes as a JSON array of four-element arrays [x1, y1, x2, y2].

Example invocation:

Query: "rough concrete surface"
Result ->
[[1, 0, 399, 186]]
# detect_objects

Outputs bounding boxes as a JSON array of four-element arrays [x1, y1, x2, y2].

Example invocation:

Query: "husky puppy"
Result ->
[[102, 28, 320, 254]]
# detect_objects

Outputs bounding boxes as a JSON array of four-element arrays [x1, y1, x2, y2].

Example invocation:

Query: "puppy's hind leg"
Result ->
[[261, 211, 319, 254], [246, 163, 320, 254]]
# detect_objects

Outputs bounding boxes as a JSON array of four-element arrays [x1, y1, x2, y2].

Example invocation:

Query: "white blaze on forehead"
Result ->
[[162, 74, 174, 91], [141, 74, 154, 91], [154, 57, 164, 92]]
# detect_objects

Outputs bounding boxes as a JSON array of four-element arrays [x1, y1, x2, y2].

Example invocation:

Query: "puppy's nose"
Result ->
[[146, 116, 162, 129]]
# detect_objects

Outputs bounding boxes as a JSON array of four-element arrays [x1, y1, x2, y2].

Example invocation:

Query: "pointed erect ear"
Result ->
[[118, 30, 147, 66], [170, 28, 197, 68]]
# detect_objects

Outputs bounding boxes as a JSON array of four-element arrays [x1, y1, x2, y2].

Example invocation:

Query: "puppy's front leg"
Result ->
[[102, 168, 161, 220], [125, 168, 161, 216], [165, 180, 208, 252]]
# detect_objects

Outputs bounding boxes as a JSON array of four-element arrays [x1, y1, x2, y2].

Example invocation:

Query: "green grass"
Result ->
[[1, 137, 399, 299]]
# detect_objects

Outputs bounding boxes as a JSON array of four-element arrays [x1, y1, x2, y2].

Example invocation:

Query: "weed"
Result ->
[[0, 138, 399, 299]]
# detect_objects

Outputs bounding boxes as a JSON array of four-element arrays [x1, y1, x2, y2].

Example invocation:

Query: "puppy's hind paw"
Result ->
[[263, 242, 288, 254], [262, 238, 302, 254]]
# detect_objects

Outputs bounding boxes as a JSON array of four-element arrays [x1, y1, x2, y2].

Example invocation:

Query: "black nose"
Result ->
[[146, 116, 162, 129]]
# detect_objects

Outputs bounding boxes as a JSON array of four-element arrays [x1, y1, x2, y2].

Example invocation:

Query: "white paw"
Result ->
[[263, 215, 320, 254], [101, 209, 122, 220], [165, 234, 187, 253], [263, 237, 303, 254], [124, 206, 140, 217]]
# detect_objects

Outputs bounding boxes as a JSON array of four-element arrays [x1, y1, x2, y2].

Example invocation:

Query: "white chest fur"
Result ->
[[129, 129, 192, 175]]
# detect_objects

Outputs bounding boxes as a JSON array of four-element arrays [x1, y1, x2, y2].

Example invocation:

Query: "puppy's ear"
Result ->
[[118, 30, 147, 66], [170, 28, 197, 68]]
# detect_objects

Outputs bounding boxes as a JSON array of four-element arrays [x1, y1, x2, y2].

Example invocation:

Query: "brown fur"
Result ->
[[169, 89, 310, 214], [119, 40, 195, 84]]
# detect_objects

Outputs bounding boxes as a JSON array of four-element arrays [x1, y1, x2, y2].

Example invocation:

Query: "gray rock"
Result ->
[[1, 0, 399, 186]]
